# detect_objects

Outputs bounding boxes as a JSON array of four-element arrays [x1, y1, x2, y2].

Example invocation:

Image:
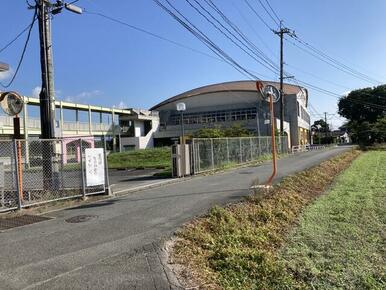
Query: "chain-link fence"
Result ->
[[0, 138, 109, 212], [192, 136, 289, 174]]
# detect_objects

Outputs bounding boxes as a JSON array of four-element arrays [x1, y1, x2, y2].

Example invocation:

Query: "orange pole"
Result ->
[[266, 94, 277, 186], [17, 139, 23, 201]]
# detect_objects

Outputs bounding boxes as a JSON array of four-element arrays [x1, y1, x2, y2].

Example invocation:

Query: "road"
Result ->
[[0, 146, 351, 290]]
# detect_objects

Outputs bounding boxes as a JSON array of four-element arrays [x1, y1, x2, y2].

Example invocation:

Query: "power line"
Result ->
[[83, 7, 278, 81], [292, 35, 381, 85], [292, 78, 386, 110], [287, 63, 352, 91], [83, 10, 223, 62], [256, 0, 279, 26], [1, 7, 37, 88], [205, 0, 278, 68], [232, 2, 278, 60], [243, 0, 274, 32], [185, 0, 279, 74], [152, 0, 260, 79], [240, 0, 383, 87], [263, 0, 281, 23], [286, 36, 381, 85], [0, 20, 36, 54]]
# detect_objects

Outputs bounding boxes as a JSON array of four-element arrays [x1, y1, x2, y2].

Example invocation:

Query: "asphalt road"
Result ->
[[0, 146, 352, 290], [109, 169, 172, 194]]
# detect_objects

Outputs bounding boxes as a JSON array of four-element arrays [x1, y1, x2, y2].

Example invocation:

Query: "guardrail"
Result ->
[[291, 144, 335, 154]]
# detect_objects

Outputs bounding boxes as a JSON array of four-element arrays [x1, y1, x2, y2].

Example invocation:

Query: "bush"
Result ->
[[194, 124, 253, 138]]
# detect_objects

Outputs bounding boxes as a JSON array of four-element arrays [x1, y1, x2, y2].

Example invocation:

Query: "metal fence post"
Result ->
[[103, 138, 111, 195], [13, 140, 22, 210], [239, 138, 242, 163], [226, 138, 230, 163], [250, 137, 253, 161], [191, 139, 195, 174], [197, 141, 201, 173], [79, 139, 86, 199], [266, 136, 269, 155], [210, 138, 214, 170]]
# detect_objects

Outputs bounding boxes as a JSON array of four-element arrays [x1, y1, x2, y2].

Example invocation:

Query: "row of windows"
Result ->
[[169, 108, 258, 125], [300, 107, 310, 124], [296, 101, 310, 124]]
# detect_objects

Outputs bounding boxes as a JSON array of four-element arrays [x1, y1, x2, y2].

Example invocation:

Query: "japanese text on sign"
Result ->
[[85, 148, 105, 186]]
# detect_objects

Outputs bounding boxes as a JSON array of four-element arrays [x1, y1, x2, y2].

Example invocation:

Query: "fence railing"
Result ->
[[0, 114, 114, 132], [0, 138, 109, 213], [192, 136, 289, 174], [291, 144, 335, 153]]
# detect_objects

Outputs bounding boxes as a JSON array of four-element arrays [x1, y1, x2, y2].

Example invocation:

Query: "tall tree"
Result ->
[[338, 85, 386, 145], [338, 86, 386, 122]]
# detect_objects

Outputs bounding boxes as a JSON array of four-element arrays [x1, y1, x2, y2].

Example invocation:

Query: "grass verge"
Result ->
[[107, 147, 171, 170], [278, 151, 386, 289], [170, 149, 362, 289]]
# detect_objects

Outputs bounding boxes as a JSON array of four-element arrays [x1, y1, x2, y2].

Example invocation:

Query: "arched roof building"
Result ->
[[151, 80, 310, 147], [119, 80, 310, 150]]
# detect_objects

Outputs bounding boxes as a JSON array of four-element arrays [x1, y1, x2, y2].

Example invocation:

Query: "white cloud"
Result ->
[[63, 90, 102, 103], [32, 86, 41, 98]]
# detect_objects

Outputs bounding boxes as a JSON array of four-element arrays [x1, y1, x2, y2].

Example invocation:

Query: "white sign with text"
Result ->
[[85, 148, 105, 186]]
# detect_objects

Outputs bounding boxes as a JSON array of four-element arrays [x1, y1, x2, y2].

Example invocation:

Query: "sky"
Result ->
[[1, 0, 386, 128]]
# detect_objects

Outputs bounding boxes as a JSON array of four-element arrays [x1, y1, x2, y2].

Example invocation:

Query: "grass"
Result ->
[[170, 150, 364, 289], [107, 147, 171, 170], [278, 151, 386, 289]]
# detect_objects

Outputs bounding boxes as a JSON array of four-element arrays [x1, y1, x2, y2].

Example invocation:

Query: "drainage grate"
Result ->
[[65, 215, 97, 223], [0, 215, 52, 231]]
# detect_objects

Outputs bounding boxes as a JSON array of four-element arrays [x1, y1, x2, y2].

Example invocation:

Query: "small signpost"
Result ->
[[85, 148, 105, 187], [252, 83, 280, 189]]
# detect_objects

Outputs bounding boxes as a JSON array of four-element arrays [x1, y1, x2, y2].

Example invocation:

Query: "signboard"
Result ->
[[85, 148, 105, 186]]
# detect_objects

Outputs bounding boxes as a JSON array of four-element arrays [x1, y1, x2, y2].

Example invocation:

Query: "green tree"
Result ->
[[311, 119, 330, 133], [311, 119, 332, 144], [223, 124, 252, 137], [193, 124, 253, 138], [338, 86, 386, 123], [194, 128, 225, 138], [338, 85, 386, 145]]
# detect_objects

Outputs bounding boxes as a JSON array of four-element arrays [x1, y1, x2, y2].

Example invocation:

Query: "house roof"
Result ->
[[151, 80, 307, 110]]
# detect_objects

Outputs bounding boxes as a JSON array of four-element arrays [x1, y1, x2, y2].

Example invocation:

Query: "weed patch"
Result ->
[[170, 150, 361, 289], [107, 147, 171, 169]]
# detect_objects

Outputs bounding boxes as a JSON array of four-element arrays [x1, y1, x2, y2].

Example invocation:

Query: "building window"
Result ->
[[168, 107, 258, 125]]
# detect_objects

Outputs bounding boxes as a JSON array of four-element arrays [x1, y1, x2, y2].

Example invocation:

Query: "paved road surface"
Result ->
[[0, 146, 351, 290], [109, 169, 172, 194]]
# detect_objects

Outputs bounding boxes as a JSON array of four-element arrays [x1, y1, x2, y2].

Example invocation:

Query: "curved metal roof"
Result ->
[[151, 80, 307, 110]]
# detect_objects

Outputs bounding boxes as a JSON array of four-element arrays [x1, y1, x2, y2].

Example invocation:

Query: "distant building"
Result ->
[[119, 109, 159, 151], [331, 130, 351, 144], [120, 80, 311, 149]]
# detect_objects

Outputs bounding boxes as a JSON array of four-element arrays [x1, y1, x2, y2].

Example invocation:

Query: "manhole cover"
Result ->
[[65, 215, 97, 223], [0, 215, 52, 231]]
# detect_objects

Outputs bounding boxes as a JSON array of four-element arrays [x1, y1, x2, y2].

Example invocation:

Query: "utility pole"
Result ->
[[35, 0, 83, 188], [275, 21, 293, 136], [324, 112, 328, 139], [37, 0, 56, 140]]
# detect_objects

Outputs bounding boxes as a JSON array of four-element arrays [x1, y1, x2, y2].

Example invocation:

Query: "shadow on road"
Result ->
[[65, 199, 117, 210], [120, 188, 251, 203]]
